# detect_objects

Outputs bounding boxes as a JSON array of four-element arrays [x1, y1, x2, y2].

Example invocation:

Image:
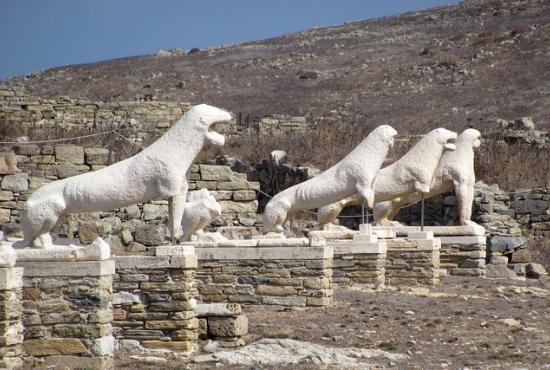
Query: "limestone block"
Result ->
[[199, 165, 234, 181], [219, 200, 258, 214], [14, 238, 110, 262], [208, 315, 248, 337], [0, 191, 13, 201], [218, 181, 249, 190], [23, 338, 87, 356], [156, 245, 195, 256], [0, 153, 17, 175], [143, 204, 167, 220], [56, 163, 80, 179], [113, 291, 142, 305], [114, 255, 170, 269], [0, 208, 10, 223], [0, 245, 16, 267], [91, 335, 115, 356], [17, 260, 115, 277], [55, 145, 84, 164], [134, 224, 166, 246], [85, 148, 110, 165], [262, 296, 307, 307], [0, 267, 22, 290], [233, 190, 256, 201], [1, 173, 28, 192], [14, 144, 40, 156], [196, 303, 241, 317]]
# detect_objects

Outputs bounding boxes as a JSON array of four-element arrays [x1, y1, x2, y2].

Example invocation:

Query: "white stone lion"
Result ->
[[317, 128, 458, 228], [263, 125, 398, 233], [373, 128, 482, 227], [20, 104, 230, 248], [181, 189, 226, 242]]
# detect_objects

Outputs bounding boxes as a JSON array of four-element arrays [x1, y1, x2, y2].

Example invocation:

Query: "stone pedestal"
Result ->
[[113, 245, 198, 356], [195, 237, 333, 307], [329, 224, 386, 288], [17, 257, 115, 369], [439, 236, 487, 276], [0, 267, 24, 369], [385, 232, 441, 286]]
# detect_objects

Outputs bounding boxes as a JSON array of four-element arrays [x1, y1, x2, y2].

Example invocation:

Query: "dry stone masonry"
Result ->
[[0, 265, 23, 369], [17, 257, 115, 368], [112, 246, 199, 355], [194, 238, 333, 307]]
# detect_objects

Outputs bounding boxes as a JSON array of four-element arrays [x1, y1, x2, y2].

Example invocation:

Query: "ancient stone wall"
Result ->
[[385, 237, 440, 286], [0, 148, 259, 252], [112, 246, 198, 354], [194, 240, 333, 307], [0, 85, 191, 141], [330, 241, 386, 287]]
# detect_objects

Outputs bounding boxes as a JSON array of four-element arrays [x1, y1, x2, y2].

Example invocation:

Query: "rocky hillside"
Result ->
[[4, 0, 550, 133]]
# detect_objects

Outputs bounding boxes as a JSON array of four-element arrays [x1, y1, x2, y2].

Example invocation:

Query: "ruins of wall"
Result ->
[[194, 239, 333, 308]]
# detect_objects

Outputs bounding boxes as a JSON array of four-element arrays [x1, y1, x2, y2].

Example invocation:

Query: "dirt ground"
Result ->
[[118, 275, 550, 369]]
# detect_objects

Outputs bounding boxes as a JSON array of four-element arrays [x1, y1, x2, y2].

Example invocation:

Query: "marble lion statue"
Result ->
[[20, 104, 231, 248], [317, 128, 458, 228], [262, 125, 398, 233], [181, 189, 226, 242], [372, 128, 482, 227]]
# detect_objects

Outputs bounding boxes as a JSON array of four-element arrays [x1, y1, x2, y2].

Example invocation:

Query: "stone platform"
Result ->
[[113, 245, 199, 356], [193, 238, 333, 307], [16, 245, 115, 369]]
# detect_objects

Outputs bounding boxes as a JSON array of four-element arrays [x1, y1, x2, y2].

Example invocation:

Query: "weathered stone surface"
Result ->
[[510, 199, 549, 215], [199, 165, 234, 181], [488, 235, 527, 253], [142, 204, 167, 220], [18, 260, 115, 277], [0, 153, 17, 175], [486, 264, 518, 279], [526, 263, 547, 279], [196, 303, 241, 317], [218, 181, 249, 190], [0, 208, 10, 223], [233, 190, 256, 201], [14, 144, 40, 156], [23, 338, 87, 356], [56, 163, 79, 179], [208, 315, 248, 337], [55, 145, 84, 164], [85, 148, 110, 165], [1, 173, 28, 192], [134, 224, 166, 246], [0, 190, 13, 201]]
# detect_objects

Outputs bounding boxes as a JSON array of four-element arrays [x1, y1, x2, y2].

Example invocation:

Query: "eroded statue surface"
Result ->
[[181, 189, 226, 242], [317, 128, 458, 228], [373, 128, 482, 227], [263, 125, 398, 233], [19, 104, 230, 248]]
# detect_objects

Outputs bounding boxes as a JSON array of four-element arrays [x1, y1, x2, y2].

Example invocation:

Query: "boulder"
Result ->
[[526, 263, 547, 279], [134, 224, 166, 246], [512, 117, 535, 130]]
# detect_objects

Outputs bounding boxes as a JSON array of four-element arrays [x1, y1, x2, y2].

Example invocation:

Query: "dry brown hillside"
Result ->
[[4, 0, 550, 135]]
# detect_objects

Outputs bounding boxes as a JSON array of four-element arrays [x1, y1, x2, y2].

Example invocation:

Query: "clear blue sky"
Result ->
[[0, 0, 459, 80]]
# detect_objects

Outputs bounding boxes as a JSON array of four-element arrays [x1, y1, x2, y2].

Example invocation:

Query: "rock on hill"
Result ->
[[4, 0, 550, 133]]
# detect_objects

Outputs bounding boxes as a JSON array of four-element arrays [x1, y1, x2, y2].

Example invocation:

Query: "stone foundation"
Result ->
[[385, 233, 441, 286], [329, 240, 386, 288], [112, 246, 198, 356], [195, 238, 333, 307], [0, 267, 24, 369], [17, 258, 115, 369], [439, 236, 487, 276]]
